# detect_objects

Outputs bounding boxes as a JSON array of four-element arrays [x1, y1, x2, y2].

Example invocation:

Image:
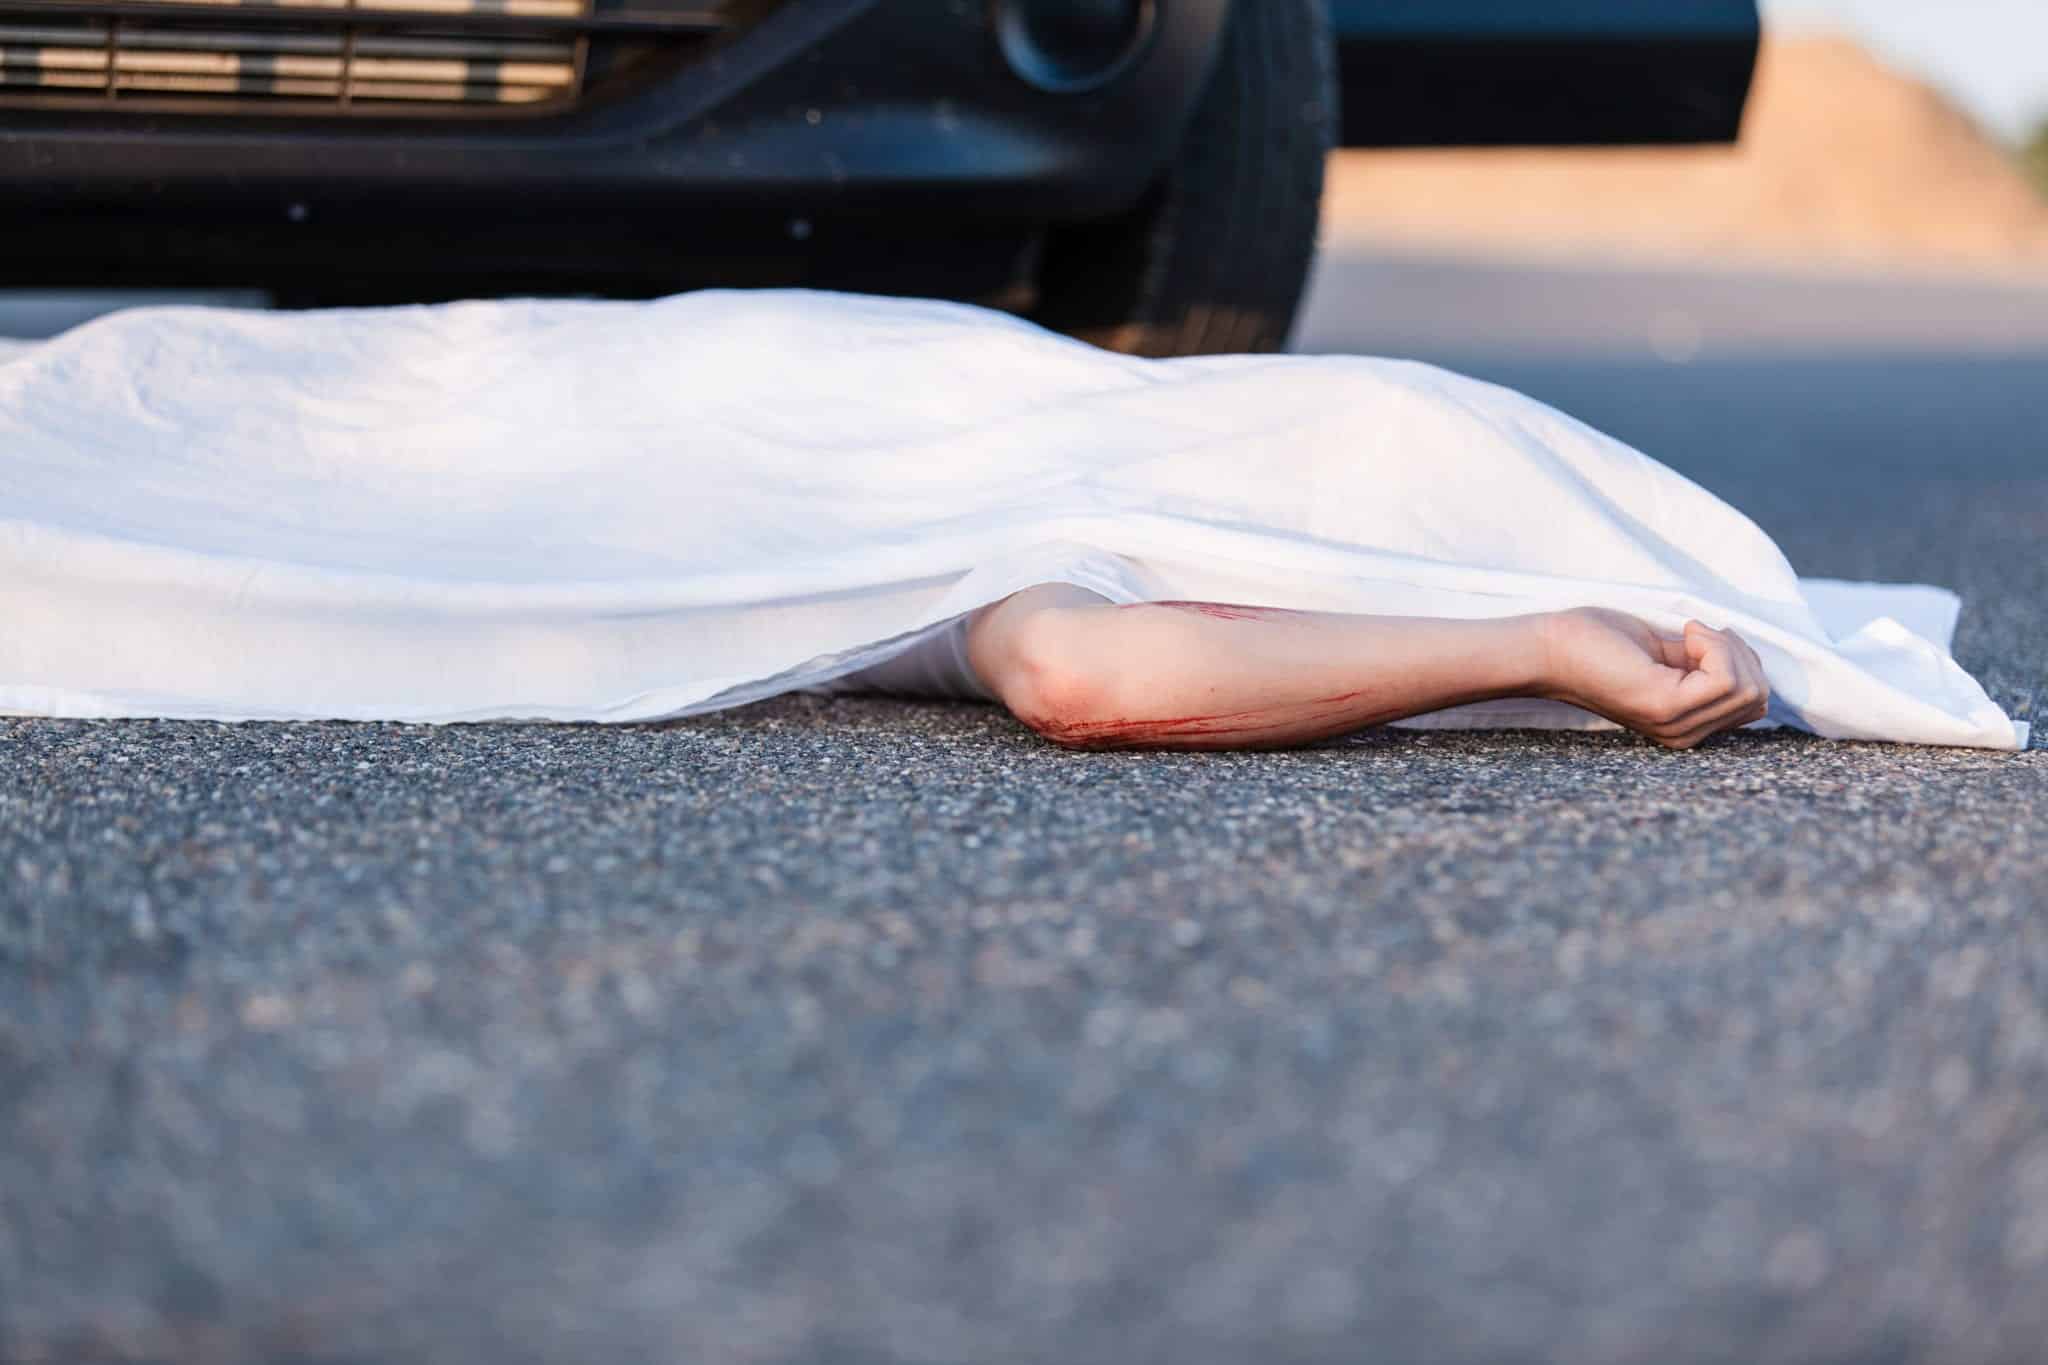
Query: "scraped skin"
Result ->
[[966, 585, 1770, 751]]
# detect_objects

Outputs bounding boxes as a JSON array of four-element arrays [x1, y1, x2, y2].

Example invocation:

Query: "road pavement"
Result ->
[[3, 254, 2046, 1364]]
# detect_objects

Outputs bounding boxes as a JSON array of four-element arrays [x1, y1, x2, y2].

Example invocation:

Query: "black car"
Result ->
[[0, 0, 1758, 355]]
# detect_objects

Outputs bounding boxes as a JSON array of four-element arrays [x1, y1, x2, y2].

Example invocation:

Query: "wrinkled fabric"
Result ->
[[0, 289, 2024, 749], [809, 612, 997, 704]]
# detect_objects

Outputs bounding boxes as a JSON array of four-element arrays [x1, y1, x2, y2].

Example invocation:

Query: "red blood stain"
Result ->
[[1123, 600, 1298, 623], [1039, 687, 1399, 748], [1036, 708, 1282, 749]]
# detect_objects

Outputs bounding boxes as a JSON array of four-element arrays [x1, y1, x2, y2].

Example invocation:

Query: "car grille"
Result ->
[[0, 0, 754, 115]]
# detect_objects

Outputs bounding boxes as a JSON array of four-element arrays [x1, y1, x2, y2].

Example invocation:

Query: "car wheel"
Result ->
[[1032, 0, 1335, 358]]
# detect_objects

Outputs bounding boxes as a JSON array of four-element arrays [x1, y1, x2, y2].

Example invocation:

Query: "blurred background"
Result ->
[[1322, 0, 2048, 275], [1297, 0, 2048, 360]]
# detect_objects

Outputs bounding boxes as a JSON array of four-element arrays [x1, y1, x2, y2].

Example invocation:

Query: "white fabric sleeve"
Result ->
[[808, 614, 998, 703]]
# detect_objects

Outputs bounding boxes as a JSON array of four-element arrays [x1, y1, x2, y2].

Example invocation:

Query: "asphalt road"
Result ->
[[3, 255, 2046, 1364]]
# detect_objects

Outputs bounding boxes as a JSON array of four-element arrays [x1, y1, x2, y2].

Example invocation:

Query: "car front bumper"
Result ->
[[0, 0, 1231, 219]]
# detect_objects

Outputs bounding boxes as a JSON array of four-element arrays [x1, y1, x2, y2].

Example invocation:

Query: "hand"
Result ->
[[1539, 607, 1770, 749]]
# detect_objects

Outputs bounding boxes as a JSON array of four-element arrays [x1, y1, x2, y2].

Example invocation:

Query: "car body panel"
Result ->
[[1331, 0, 1760, 146], [0, 0, 1226, 212], [0, 0, 1759, 295]]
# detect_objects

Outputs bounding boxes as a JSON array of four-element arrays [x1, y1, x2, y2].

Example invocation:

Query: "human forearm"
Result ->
[[968, 589, 1770, 751], [969, 589, 1553, 750]]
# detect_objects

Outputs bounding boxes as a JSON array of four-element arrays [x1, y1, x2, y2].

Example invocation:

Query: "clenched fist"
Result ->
[[1540, 607, 1771, 749]]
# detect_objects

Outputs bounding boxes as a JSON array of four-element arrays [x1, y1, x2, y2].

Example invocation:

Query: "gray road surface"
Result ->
[[3, 256, 2046, 1364]]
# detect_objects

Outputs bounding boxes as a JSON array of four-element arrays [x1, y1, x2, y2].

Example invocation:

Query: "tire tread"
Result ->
[[1036, 0, 1335, 357]]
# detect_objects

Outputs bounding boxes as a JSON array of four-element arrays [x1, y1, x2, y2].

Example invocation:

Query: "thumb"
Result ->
[[1652, 633, 1693, 670], [1682, 620, 1718, 670], [1676, 622, 1735, 706]]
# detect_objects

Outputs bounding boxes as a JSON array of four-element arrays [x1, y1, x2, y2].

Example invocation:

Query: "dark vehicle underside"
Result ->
[[0, 0, 1759, 354]]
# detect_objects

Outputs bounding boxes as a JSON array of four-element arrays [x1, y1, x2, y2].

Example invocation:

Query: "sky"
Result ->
[[1763, 0, 2047, 141]]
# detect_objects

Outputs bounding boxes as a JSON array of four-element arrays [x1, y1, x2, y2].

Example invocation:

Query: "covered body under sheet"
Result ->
[[0, 290, 2024, 749]]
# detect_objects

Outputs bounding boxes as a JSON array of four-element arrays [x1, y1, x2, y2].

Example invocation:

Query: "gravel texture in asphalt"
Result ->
[[3, 287, 2046, 1363]]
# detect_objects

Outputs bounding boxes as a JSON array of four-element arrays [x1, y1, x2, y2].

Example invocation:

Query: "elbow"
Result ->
[[988, 609, 1121, 747]]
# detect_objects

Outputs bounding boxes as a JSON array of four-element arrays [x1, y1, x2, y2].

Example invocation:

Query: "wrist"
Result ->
[[1524, 610, 1578, 700], [1463, 613, 1568, 702]]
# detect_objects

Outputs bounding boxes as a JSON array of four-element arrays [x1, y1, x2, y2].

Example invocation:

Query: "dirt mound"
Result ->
[[1322, 33, 2048, 275]]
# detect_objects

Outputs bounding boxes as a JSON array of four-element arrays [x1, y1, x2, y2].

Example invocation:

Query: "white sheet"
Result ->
[[0, 289, 2025, 749]]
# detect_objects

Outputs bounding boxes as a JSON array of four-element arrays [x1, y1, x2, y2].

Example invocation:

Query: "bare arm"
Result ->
[[966, 586, 1769, 751]]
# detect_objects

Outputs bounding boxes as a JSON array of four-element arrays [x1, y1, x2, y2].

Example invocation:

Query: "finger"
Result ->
[[1680, 620, 1721, 668], [1653, 634, 1692, 670], [1726, 626, 1761, 665], [1723, 629, 1771, 721], [1738, 636, 1772, 715], [1741, 665, 1770, 722], [1657, 635, 1767, 736], [1666, 693, 1765, 747], [1673, 622, 1738, 708], [1700, 622, 1767, 706], [1665, 655, 1773, 744], [1656, 687, 1762, 746]]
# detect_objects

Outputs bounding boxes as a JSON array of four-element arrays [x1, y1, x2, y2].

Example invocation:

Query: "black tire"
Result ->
[[1032, 0, 1335, 357]]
